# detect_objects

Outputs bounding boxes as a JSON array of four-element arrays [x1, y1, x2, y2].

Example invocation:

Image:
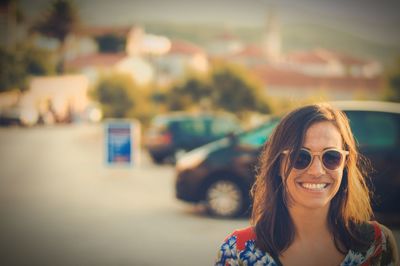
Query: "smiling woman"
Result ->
[[281, 121, 347, 213], [215, 103, 399, 266]]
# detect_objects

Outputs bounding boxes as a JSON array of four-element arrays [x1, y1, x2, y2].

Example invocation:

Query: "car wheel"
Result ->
[[150, 154, 165, 164], [165, 149, 185, 165], [205, 179, 244, 218]]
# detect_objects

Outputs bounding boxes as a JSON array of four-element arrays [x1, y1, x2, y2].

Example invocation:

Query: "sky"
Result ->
[[20, 0, 400, 45]]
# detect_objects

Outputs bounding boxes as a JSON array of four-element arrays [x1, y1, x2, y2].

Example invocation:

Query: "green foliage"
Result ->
[[95, 34, 126, 53], [166, 75, 212, 110], [1, 0, 25, 24], [210, 63, 271, 114], [384, 58, 400, 102], [30, 0, 80, 73], [30, 0, 80, 42], [0, 44, 55, 92], [0, 47, 24, 92], [23, 45, 56, 75], [91, 72, 143, 119], [165, 62, 271, 116]]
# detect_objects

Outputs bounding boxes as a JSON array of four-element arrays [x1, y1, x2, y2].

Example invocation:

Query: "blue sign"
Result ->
[[105, 121, 139, 166]]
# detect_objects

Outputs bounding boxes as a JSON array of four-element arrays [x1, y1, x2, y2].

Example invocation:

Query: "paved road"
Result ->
[[0, 124, 247, 266], [0, 124, 398, 265]]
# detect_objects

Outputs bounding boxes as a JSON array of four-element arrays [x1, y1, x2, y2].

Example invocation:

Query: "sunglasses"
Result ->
[[283, 148, 349, 171]]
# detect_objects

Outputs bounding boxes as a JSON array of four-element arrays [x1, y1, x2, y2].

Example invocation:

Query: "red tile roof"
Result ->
[[286, 51, 329, 64], [231, 44, 264, 58], [252, 65, 383, 91], [328, 50, 368, 65], [65, 53, 126, 69], [169, 40, 204, 55], [214, 31, 239, 41], [286, 49, 370, 66]]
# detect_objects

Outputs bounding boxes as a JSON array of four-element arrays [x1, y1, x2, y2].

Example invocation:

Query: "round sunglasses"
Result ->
[[283, 148, 349, 171]]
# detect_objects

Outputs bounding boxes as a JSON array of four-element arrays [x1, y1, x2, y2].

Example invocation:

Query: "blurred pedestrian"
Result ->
[[215, 103, 399, 265]]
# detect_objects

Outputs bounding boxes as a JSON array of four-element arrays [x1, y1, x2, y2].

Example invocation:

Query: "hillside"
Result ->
[[142, 21, 400, 66]]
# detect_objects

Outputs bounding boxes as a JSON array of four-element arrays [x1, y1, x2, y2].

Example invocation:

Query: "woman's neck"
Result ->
[[280, 206, 347, 266], [288, 205, 331, 240]]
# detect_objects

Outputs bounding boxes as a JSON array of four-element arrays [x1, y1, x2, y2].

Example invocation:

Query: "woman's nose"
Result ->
[[307, 156, 326, 176]]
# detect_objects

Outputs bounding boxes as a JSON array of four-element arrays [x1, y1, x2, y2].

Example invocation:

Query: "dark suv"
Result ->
[[144, 112, 241, 164], [175, 101, 400, 219]]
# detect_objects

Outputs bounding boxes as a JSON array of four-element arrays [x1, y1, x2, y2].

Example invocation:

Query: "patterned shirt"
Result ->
[[215, 222, 397, 266]]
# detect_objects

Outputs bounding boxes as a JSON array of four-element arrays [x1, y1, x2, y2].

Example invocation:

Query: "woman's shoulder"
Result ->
[[224, 226, 256, 250], [361, 221, 396, 246], [370, 221, 399, 265], [351, 221, 399, 265], [215, 226, 279, 266]]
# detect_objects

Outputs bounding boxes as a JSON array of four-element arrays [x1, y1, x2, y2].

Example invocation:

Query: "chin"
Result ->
[[296, 197, 333, 210]]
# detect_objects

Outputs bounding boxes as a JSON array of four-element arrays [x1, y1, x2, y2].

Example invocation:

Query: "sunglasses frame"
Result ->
[[282, 148, 349, 171]]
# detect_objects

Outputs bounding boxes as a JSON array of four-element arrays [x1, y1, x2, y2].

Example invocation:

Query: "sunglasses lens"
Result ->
[[322, 150, 343, 170], [294, 150, 312, 169]]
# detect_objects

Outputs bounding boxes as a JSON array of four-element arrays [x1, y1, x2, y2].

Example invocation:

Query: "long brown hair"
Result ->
[[250, 103, 373, 258]]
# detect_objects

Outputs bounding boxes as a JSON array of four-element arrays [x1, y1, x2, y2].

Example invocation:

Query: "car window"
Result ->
[[238, 119, 279, 148], [149, 117, 169, 133], [178, 118, 207, 137], [345, 111, 398, 149], [209, 116, 239, 136]]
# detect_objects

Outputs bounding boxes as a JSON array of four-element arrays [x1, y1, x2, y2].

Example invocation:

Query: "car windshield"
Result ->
[[238, 118, 280, 148]]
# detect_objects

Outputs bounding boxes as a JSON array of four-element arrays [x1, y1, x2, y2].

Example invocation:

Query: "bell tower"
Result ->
[[263, 6, 281, 62]]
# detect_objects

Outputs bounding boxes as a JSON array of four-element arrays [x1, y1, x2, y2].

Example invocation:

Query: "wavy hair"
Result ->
[[250, 103, 373, 258]]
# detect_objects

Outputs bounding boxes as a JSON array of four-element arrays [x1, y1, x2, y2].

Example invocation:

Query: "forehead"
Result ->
[[303, 121, 343, 149]]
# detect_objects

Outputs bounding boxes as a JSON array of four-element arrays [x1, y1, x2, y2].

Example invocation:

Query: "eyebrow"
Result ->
[[301, 146, 341, 151]]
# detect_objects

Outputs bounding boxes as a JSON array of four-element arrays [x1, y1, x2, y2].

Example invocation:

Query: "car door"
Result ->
[[345, 110, 400, 213], [176, 117, 208, 151], [234, 119, 280, 182], [207, 116, 240, 142]]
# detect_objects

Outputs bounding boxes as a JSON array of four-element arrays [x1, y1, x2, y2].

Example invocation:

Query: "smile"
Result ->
[[299, 182, 329, 191]]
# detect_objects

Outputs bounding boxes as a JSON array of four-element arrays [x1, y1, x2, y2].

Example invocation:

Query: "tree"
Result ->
[[166, 75, 212, 111], [165, 62, 271, 117], [210, 63, 271, 114], [30, 0, 80, 73], [91, 72, 145, 119], [0, 0, 26, 46], [0, 47, 25, 92], [0, 44, 55, 92], [384, 58, 400, 102]]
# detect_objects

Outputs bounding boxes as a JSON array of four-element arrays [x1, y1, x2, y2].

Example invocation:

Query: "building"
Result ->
[[154, 39, 209, 85], [252, 63, 383, 100]]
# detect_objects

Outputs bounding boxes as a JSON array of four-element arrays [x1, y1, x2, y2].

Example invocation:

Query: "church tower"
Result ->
[[263, 6, 281, 62]]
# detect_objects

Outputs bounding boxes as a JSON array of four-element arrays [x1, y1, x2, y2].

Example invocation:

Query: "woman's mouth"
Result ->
[[298, 182, 330, 191]]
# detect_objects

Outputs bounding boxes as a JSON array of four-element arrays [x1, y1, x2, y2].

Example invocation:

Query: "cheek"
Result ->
[[284, 171, 299, 190], [330, 170, 344, 192], [332, 167, 344, 181]]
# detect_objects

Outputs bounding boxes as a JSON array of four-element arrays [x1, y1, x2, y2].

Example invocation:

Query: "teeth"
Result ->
[[301, 183, 327, 190]]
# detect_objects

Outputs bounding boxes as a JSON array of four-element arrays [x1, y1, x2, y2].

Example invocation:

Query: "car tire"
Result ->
[[151, 154, 165, 164], [165, 149, 185, 165], [205, 179, 246, 218]]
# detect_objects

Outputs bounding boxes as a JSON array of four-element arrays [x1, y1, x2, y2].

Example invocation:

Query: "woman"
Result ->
[[215, 103, 399, 266]]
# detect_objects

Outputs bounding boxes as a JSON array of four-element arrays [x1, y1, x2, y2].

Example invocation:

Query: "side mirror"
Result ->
[[227, 132, 237, 143]]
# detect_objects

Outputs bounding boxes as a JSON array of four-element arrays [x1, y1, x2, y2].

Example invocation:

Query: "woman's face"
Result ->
[[281, 121, 345, 211]]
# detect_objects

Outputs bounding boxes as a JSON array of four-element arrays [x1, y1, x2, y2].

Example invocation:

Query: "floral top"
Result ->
[[215, 222, 398, 266]]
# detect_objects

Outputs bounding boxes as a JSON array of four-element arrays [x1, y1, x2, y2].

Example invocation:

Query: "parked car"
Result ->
[[144, 112, 241, 164], [0, 106, 22, 126], [0, 105, 39, 127], [175, 101, 400, 219]]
